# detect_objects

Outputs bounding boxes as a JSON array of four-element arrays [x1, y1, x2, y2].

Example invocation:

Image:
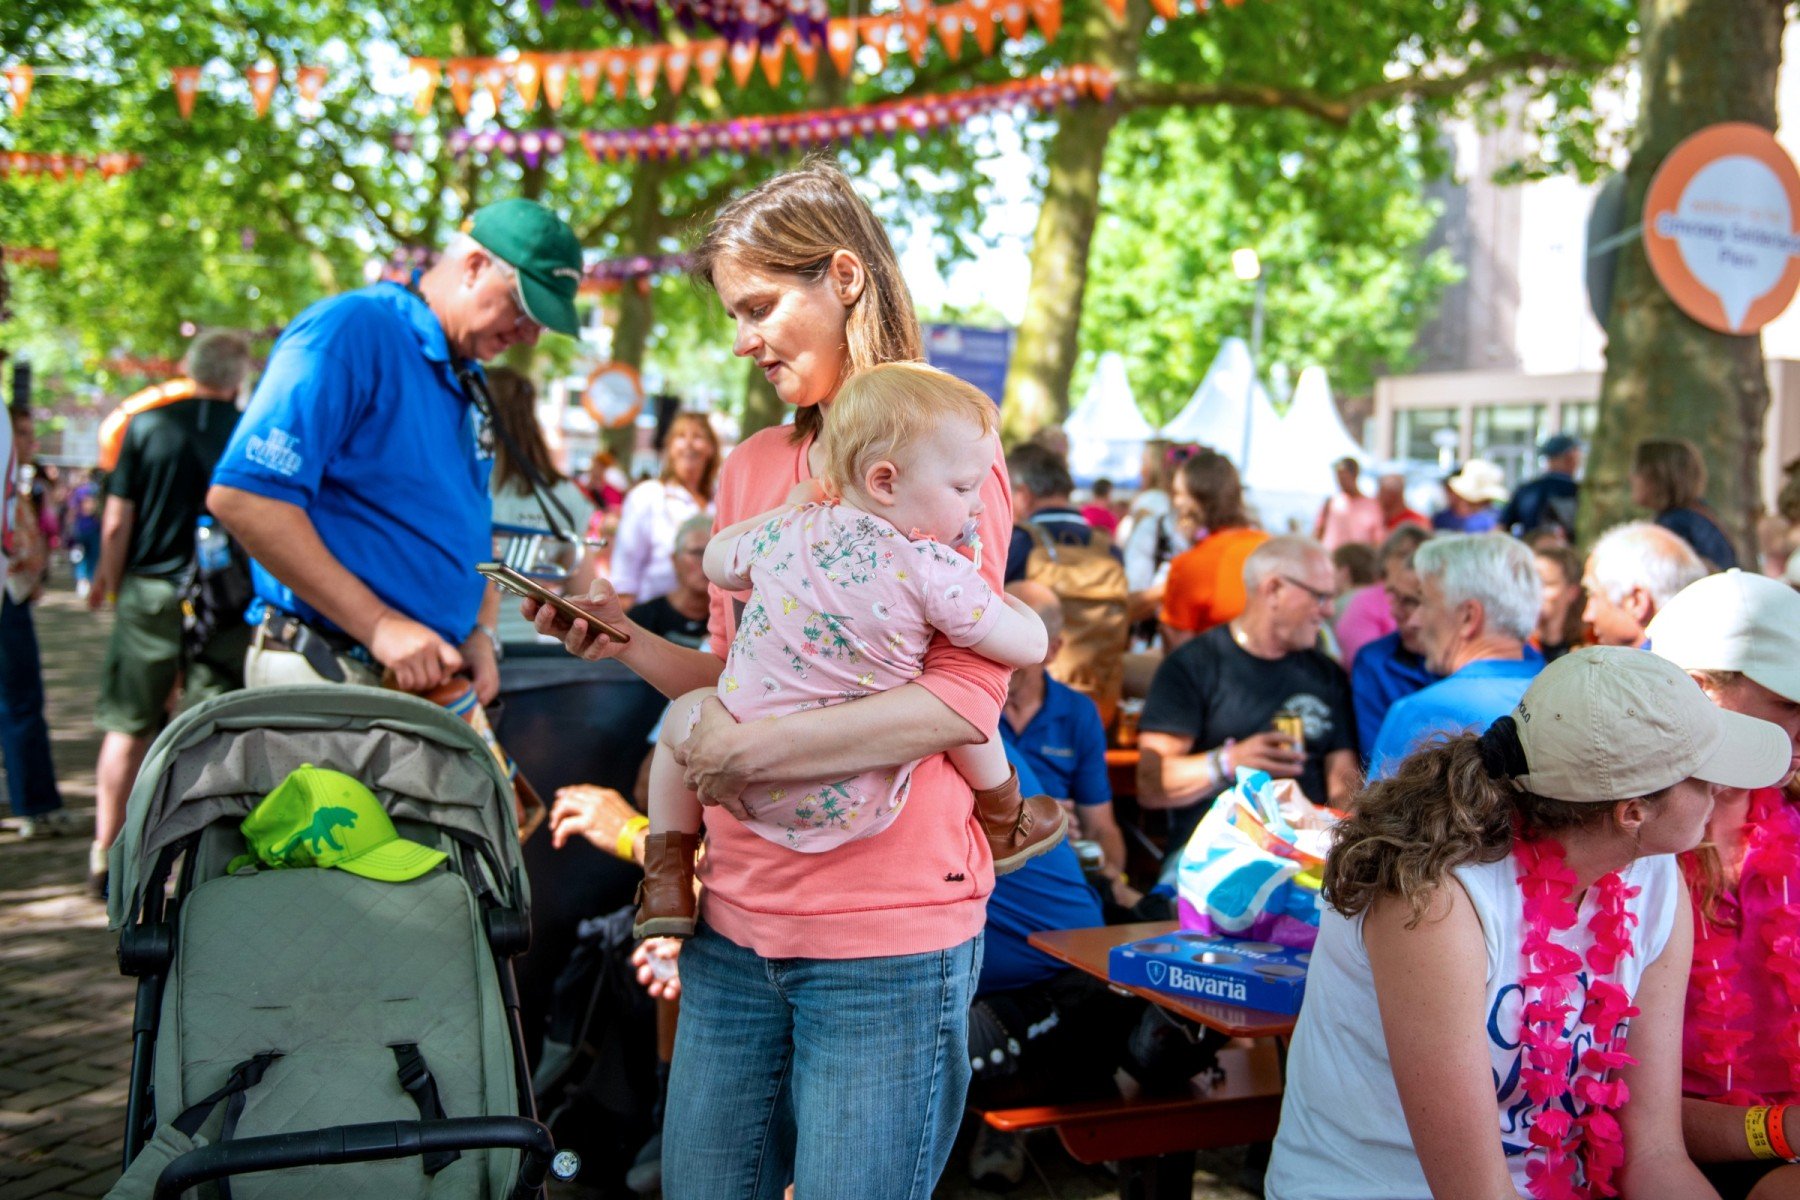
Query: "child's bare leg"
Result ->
[[947, 737, 1014, 793], [648, 688, 713, 837], [635, 688, 715, 938]]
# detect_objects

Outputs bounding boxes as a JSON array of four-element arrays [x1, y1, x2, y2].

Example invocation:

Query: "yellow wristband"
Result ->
[[1749, 1106, 1779, 1160], [617, 815, 650, 863]]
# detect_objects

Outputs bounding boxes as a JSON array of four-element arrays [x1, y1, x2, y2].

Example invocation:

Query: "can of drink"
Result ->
[[1116, 698, 1144, 748], [1273, 711, 1306, 751]]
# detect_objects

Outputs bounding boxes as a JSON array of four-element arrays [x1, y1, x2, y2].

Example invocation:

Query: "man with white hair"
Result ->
[[1139, 535, 1360, 853], [210, 199, 583, 696], [1369, 533, 1543, 776], [1581, 520, 1708, 648]]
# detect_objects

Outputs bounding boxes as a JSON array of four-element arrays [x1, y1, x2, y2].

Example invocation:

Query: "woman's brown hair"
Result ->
[[1325, 732, 1655, 928], [1633, 438, 1708, 512], [486, 366, 566, 495], [659, 411, 722, 503], [1177, 448, 1250, 531], [691, 159, 923, 445]]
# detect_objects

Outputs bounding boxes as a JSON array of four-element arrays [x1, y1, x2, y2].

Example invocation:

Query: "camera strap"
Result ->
[[452, 358, 582, 545]]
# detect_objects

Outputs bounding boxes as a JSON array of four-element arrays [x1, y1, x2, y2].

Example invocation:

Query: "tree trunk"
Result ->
[[1584, 0, 1786, 558], [998, 0, 1146, 445]]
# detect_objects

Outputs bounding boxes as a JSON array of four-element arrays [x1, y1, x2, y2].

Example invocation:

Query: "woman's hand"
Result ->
[[631, 938, 683, 1001], [549, 784, 646, 861], [524, 575, 634, 662], [673, 697, 757, 819]]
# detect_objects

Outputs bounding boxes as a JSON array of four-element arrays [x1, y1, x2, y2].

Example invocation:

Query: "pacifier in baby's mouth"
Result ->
[[954, 518, 983, 570]]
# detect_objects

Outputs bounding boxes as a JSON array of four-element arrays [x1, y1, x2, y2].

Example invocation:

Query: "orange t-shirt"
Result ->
[[1159, 527, 1270, 633]]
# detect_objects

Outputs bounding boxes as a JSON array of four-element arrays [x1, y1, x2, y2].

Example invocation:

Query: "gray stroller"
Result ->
[[105, 684, 578, 1199]]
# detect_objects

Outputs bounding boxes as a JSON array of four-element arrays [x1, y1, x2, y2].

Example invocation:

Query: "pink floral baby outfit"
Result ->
[[709, 502, 1001, 851]]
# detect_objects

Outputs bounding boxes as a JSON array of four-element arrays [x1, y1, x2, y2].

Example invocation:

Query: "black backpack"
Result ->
[[179, 517, 253, 661]]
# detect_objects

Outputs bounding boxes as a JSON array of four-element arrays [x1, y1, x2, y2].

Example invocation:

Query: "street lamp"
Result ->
[[1232, 247, 1266, 472]]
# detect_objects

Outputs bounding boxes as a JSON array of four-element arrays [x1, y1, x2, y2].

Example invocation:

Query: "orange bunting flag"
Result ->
[[515, 55, 543, 110], [170, 66, 202, 119], [1032, 0, 1062, 42], [861, 19, 891, 69], [446, 60, 476, 114], [664, 45, 693, 94], [936, 12, 965, 58], [634, 48, 662, 100], [481, 63, 508, 110], [296, 64, 327, 103], [542, 57, 569, 108], [4, 65, 33, 117], [247, 62, 279, 118], [904, 20, 931, 63], [577, 57, 602, 104], [695, 42, 724, 89], [1001, 1, 1029, 40], [825, 21, 857, 76], [967, 0, 997, 55], [758, 38, 786, 87], [1149, 0, 1177, 17], [604, 51, 631, 99], [409, 58, 439, 114], [791, 36, 819, 81], [726, 40, 755, 87]]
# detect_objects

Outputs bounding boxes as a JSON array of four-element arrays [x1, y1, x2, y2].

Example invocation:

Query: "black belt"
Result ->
[[259, 612, 371, 683]]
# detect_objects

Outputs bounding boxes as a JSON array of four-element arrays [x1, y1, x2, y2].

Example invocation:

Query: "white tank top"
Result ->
[[1265, 851, 1679, 1200]]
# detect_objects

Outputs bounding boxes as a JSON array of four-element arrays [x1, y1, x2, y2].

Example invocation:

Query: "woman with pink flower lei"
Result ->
[[1643, 571, 1800, 1200], [1266, 646, 1792, 1200]]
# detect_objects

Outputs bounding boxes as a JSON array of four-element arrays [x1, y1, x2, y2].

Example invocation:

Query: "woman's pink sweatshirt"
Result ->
[[698, 424, 1013, 959]]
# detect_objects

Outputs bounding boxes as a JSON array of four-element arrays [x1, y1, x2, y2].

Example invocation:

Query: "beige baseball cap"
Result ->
[[1646, 569, 1800, 704], [1511, 646, 1791, 802]]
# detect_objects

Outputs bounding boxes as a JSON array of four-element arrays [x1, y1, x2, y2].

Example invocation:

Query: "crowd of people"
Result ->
[[5, 159, 1800, 1200]]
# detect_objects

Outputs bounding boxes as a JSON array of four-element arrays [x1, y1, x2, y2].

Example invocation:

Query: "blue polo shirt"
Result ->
[[1000, 675, 1112, 808], [980, 748, 1106, 995], [1369, 654, 1544, 777], [213, 284, 494, 645], [1350, 632, 1440, 763]]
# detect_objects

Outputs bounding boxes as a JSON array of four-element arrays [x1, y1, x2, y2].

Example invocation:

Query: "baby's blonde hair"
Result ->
[[819, 362, 997, 495]]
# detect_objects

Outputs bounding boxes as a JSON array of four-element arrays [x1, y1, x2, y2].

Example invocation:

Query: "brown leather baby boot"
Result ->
[[974, 768, 1068, 875], [634, 831, 702, 938]]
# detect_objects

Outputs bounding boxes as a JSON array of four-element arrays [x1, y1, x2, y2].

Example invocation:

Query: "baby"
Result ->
[[635, 362, 1067, 937]]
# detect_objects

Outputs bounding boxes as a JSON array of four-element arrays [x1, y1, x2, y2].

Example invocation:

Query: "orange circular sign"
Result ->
[[1643, 123, 1800, 335], [581, 362, 643, 429]]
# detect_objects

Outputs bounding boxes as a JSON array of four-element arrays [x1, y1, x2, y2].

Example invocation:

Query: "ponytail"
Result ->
[[1324, 720, 1600, 928]]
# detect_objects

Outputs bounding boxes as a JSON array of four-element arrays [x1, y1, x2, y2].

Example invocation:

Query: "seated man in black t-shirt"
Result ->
[[1136, 535, 1361, 858], [624, 514, 712, 650]]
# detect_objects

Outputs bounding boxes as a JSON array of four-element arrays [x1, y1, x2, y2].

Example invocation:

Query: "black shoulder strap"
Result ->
[[392, 1044, 461, 1175]]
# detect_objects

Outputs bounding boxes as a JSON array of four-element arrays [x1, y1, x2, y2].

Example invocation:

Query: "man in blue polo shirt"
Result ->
[[1370, 533, 1544, 776], [998, 581, 1125, 872], [209, 199, 583, 700]]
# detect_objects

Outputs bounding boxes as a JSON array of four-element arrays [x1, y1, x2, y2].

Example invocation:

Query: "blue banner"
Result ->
[[923, 324, 1014, 405]]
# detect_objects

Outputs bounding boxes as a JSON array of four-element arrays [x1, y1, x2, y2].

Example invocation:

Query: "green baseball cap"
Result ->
[[228, 764, 447, 882], [467, 198, 584, 337]]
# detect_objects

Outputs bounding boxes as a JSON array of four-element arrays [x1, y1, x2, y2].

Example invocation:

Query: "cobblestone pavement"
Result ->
[[0, 581, 1260, 1200]]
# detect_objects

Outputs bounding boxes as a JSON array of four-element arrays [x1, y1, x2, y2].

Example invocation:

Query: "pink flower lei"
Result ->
[[1684, 788, 1800, 1104], [1514, 834, 1642, 1200]]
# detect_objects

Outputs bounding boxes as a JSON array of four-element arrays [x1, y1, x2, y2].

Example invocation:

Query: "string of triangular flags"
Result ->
[[410, 0, 1060, 116], [166, 63, 330, 120], [0, 247, 59, 268], [547, 66, 1112, 164], [0, 152, 141, 179]]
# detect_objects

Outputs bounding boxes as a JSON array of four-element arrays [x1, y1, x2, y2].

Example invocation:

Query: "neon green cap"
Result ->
[[229, 764, 447, 882]]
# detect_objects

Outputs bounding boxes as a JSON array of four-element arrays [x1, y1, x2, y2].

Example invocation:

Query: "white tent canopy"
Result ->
[[1064, 351, 1156, 486], [1280, 366, 1367, 472], [1159, 337, 1286, 491]]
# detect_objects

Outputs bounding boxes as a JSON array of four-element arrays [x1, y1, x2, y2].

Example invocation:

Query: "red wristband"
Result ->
[[1769, 1104, 1795, 1162]]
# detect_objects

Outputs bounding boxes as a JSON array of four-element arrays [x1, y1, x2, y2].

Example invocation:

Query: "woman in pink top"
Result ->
[[526, 164, 1018, 1198]]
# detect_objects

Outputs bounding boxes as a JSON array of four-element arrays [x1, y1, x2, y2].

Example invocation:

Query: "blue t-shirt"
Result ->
[[1370, 655, 1544, 778], [1656, 507, 1738, 570], [980, 749, 1106, 995], [1000, 675, 1112, 808], [1432, 507, 1501, 533], [1349, 632, 1440, 764], [213, 284, 495, 645]]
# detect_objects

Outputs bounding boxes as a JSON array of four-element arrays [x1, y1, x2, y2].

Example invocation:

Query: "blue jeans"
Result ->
[[663, 923, 983, 1199], [0, 593, 63, 817]]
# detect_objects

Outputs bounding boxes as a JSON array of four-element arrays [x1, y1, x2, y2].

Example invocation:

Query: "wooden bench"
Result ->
[[974, 1041, 1282, 1164]]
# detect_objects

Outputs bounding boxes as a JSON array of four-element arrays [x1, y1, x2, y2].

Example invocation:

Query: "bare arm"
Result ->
[[965, 593, 1047, 670], [208, 484, 463, 693], [1325, 748, 1362, 807], [1074, 801, 1127, 872], [1364, 886, 1522, 1200], [1619, 887, 1719, 1199], [702, 510, 774, 591], [91, 494, 135, 609], [1136, 729, 1304, 810]]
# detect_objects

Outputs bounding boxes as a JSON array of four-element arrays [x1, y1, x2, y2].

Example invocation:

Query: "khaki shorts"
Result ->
[[243, 623, 381, 688], [95, 574, 251, 736]]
